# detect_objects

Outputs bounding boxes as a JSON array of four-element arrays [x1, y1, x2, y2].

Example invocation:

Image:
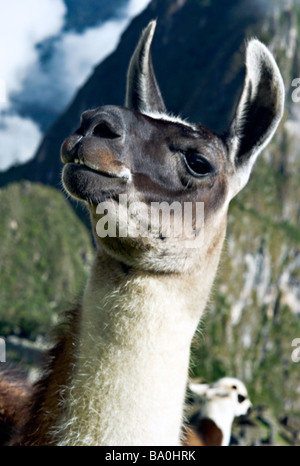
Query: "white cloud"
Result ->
[[25, 0, 152, 111], [0, 79, 7, 104], [0, 0, 66, 171], [0, 114, 42, 171], [0, 0, 152, 172], [25, 17, 129, 112], [0, 0, 66, 99], [126, 0, 152, 17]]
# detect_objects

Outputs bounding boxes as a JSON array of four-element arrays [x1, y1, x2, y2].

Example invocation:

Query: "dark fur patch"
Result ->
[[183, 417, 223, 446], [0, 366, 31, 445], [8, 306, 81, 446]]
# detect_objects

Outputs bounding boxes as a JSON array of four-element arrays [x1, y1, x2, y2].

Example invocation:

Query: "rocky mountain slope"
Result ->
[[0, 0, 299, 443]]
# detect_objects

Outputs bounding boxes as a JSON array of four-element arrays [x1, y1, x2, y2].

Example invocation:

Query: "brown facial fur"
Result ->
[[61, 106, 230, 273], [61, 106, 229, 215]]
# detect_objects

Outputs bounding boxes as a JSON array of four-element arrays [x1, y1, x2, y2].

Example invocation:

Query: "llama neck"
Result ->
[[54, 243, 223, 446]]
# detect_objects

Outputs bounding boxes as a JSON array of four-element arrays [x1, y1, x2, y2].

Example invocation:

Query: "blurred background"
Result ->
[[0, 0, 299, 445]]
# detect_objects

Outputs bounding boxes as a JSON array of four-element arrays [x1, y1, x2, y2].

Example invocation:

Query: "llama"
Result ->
[[184, 377, 252, 446], [3, 20, 284, 446]]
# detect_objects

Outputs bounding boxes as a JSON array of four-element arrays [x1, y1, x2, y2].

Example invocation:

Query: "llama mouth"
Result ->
[[62, 161, 130, 204], [70, 158, 131, 181]]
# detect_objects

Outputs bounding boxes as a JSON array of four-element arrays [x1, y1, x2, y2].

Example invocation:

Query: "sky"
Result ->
[[0, 0, 151, 171]]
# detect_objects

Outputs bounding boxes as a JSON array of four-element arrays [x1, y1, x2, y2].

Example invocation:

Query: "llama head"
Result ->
[[190, 376, 252, 418], [61, 21, 284, 273], [210, 377, 252, 417]]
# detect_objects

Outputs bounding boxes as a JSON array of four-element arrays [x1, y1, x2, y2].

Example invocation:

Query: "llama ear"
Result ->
[[226, 39, 285, 197], [189, 383, 209, 396], [125, 20, 166, 113]]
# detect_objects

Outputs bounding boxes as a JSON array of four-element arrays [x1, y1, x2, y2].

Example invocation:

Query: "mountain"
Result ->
[[63, 0, 130, 31], [0, 0, 273, 187], [0, 0, 300, 444]]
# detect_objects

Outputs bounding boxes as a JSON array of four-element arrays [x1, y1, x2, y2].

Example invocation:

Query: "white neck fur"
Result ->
[[53, 242, 223, 446]]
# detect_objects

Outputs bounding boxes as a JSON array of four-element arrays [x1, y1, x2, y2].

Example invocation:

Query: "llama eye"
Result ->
[[182, 150, 214, 177], [238, 394, 246, 403]]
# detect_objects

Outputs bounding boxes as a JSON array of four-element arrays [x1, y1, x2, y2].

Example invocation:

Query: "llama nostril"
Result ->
[[93, 122, 121, 139], [61, 135, 83, 163]]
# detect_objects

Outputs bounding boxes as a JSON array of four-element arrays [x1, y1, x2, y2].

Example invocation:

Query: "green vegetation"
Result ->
[[191, 129, 300, 421], [0, 182, 93, 339]]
